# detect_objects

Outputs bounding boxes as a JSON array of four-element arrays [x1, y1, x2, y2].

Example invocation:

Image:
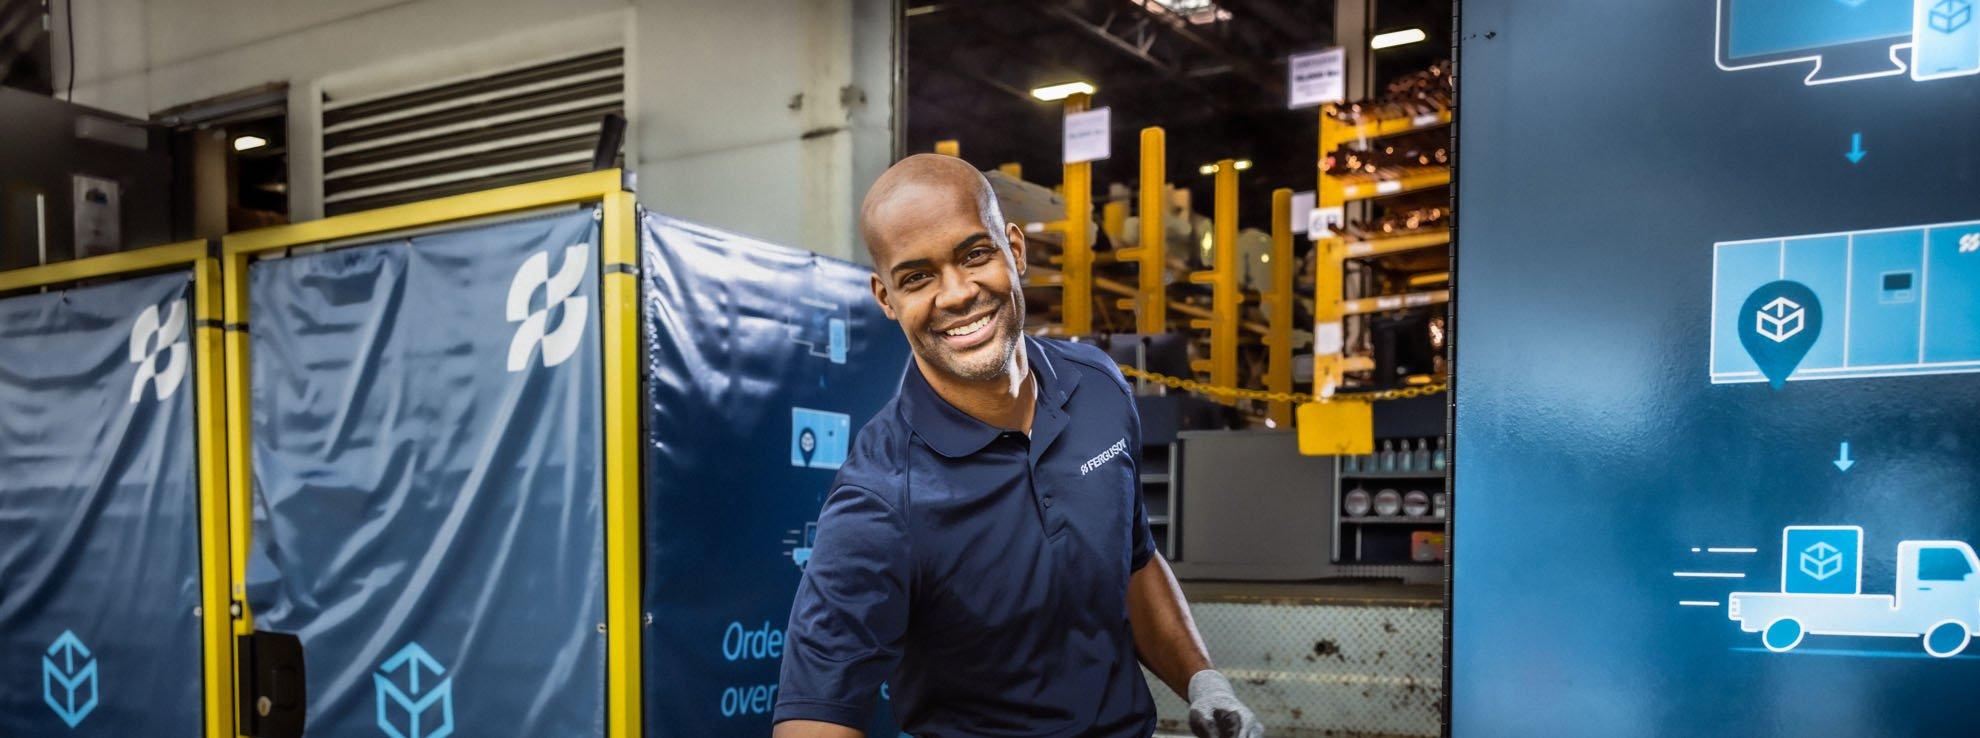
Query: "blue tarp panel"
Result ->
[[0, 272, 204, 736], [1453, 1, 1980, 735], [246, 210, 606, 737], [639, 213, 909, 737]]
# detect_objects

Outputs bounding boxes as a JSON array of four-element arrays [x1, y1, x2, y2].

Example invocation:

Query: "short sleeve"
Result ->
[[774, 484, 912, 728], [1126, 390, 1158, 571]]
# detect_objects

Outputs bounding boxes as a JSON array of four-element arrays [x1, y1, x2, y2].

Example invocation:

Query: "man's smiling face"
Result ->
[[862, 156, 1027, 384]]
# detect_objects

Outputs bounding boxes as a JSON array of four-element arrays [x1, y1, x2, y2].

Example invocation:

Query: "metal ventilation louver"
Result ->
[[321, 48, 623, 215]]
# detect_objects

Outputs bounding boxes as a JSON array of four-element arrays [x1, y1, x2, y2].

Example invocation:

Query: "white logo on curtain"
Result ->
[[506, 245, 589, 372], [129, 301, 188, 403]]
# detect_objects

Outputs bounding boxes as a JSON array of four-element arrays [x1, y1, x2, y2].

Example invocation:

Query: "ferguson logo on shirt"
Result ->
[[1079, 437, 1129, 476]]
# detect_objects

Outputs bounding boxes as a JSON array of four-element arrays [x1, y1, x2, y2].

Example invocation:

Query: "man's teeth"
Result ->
[[943, 314, 993, 337]]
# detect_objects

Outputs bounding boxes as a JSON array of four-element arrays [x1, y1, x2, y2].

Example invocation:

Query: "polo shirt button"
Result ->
[[1043, 496, 1055, 508]]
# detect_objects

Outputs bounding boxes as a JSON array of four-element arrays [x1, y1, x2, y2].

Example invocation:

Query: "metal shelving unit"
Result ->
[[1311, 104, 1453, 397]]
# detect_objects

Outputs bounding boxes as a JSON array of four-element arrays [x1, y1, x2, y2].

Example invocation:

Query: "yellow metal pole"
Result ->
[[1061, 92, 1093, 336], [220, 247, 255, 698], [998, 162, 1023, 179], [600, 191, 644, 738], [1313, 107, 1345, 399], [1296, 106, 1373, 454], [192, 248, 237, 738], [1266, 188, 1295, 426], [1188, 160, 1239, 402], [935, 139, 960, 157], [1126, 127, 1167, 334]]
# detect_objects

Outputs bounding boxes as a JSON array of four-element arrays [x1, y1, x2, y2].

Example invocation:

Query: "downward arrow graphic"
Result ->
[[1845, 133, 1866, 165], [1834, 441, 1855, 472]]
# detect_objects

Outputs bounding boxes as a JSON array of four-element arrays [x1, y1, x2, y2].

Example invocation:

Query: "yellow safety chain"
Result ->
[[1117, 365, 1447, 404]]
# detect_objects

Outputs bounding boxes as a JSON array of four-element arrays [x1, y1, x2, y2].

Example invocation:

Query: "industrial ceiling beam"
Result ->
[[1215, 0, 1328, 47], [1119, 0, 1287, 96]]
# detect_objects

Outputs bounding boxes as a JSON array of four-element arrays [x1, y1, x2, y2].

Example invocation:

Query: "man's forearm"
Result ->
[[772, 720, 864, 738], [1127, 554, 1213, 698]]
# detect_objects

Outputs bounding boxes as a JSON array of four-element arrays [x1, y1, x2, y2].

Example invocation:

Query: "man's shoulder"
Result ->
[[1035, 337, 1132, 398], [833, 396, 911, 509]]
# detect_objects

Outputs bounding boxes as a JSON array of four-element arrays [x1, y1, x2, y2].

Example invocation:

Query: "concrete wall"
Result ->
[[52, 0, 896, 261]]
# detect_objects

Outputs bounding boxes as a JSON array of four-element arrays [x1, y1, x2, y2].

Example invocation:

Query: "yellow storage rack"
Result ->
[[1311, 105, 1452, 397]]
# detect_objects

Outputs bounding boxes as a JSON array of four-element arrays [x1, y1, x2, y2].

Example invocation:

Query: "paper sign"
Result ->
[[1063, 107, 1112, 164], [1290, 190, 1317, 234], [1288, 48, 1346, 109], [1308, 206, 1344, 237]]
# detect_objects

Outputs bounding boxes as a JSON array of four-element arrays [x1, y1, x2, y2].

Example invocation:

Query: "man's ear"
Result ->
[[870, 273, 897, 321], [1005, 221, 1028, 278]]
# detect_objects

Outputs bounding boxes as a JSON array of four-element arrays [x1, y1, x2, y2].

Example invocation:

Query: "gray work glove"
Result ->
[[1187, 669, 1264, 738]]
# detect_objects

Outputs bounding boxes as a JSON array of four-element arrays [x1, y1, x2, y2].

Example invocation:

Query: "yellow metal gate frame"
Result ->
[[218, 169, 645, 738], [0, 241, 238, 738]]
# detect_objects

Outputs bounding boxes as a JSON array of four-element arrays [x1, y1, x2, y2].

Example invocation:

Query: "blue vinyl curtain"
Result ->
[[245, 210, 606, 737], [0, 272, 203, 736], [639, 212, 910, 737]]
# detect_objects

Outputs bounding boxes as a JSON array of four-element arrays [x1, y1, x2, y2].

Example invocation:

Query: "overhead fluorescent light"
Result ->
[[904, 4, 942, 16], [1031, 81, 1096, 102], [1233, 159, 1252, 171], [233, 135, 268, 152], [1370, 28, 1427, 50], [1199, 163, 1218, 175]]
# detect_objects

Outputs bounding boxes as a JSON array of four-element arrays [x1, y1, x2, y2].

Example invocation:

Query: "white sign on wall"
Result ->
[[1288, 48, 1347, 109], [1063, 107, 1112, 164]]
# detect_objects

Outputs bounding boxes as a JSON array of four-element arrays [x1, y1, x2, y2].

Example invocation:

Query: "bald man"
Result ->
[[772, 155, 1263, 738]]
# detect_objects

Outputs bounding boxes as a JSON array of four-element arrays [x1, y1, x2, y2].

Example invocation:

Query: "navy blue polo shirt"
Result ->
[[776, 336, 1159, 737]]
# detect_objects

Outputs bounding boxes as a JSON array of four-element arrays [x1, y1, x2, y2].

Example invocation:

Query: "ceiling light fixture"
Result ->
[[233, 135, 268, 152], [1031, 81, 1097, 101], [1370, 28, 1427, 50]]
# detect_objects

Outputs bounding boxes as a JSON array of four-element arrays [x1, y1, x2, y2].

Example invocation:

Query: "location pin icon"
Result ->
[[1737, 280, 1822, 389], [798, 427, 818, 467]]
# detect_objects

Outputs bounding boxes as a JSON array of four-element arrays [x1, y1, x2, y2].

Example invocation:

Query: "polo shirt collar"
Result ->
[[900, 336, 1082, 458]]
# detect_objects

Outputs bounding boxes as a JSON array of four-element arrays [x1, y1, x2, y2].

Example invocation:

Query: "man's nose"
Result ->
[[933, 267, 978, 314]]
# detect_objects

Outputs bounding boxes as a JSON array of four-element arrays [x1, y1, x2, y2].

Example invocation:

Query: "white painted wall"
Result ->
[[53, 0, 896, 260]]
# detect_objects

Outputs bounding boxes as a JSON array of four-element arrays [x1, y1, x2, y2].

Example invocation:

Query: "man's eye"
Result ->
[[901, 273, 930, 288], [964, 247, 993, 265]]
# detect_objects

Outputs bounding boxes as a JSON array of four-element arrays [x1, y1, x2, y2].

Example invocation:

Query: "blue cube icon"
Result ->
[[1931, 0, 1972, 34], [1783, 526, 1861, 595]]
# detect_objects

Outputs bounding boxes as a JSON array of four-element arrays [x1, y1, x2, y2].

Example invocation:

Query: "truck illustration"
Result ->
[[1728, 525, 1980, 658]]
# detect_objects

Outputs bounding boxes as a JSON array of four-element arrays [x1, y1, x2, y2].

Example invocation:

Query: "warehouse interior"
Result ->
[[4, 0, 1975, 736]]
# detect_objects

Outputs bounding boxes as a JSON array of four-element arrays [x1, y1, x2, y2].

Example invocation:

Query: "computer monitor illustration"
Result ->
[[1716, 0, 1915, 84]]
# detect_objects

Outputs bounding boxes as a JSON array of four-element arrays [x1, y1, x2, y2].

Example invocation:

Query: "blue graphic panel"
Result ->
[[246, 210, 605, 737], [1724, 0, 1912, 59], [1782, 236, 1850, 371], [1924, 223, 1980, 363], [791, 407, 852, 469], [1710, 220, 1980, 383], [1711, 240, 1781, 375], [640, 213, 911, 737], [1783, 526, 1862, 595], [1849, 228, 1925, 366], [1456, 0, 1980, 733], [0, 272, 203, 736]]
